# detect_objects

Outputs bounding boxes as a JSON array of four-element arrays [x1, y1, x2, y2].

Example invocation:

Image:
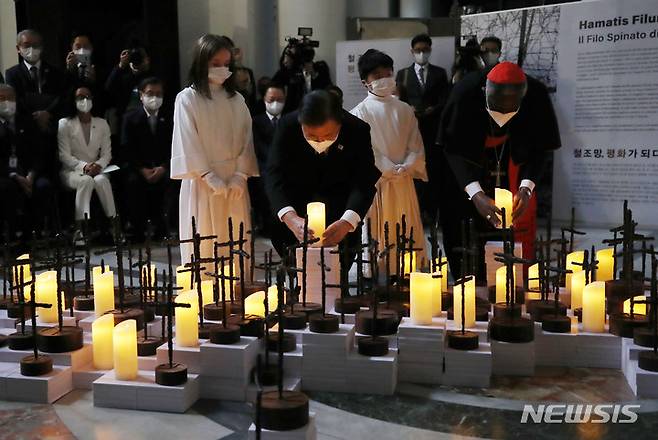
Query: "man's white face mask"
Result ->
[[366, 76, 396, 97], [305, 137, 337, 154]]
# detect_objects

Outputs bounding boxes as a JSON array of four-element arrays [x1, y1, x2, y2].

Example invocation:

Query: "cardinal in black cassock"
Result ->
[[265, 90, 381, 265], [437, 62, 561, 280]]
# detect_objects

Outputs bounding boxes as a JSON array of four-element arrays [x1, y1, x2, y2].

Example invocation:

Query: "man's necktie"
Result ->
[[29, 66, 39, 91], [418, 66, 425, 89]]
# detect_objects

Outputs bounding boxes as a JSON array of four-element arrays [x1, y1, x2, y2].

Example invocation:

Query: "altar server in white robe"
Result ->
[[350, 49, 428, 269], [171, 34, 258, 266]]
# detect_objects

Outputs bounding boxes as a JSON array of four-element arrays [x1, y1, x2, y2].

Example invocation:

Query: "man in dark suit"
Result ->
[[0, 83, 55, 242], [265, 90, 380, 264], [250, 83, 286, 237], [5, 29, 67, 135], [395, 33, 450, 224], [120, 77, 173, 240]]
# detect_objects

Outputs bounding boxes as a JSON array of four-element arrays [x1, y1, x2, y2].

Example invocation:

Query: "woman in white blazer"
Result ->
[[58, 86, 116, 222]]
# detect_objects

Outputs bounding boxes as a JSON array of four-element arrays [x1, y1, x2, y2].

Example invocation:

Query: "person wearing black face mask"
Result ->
[[395, 33, 450, 225], [265, 90, 380, 266], [437, 62, 561, 280]]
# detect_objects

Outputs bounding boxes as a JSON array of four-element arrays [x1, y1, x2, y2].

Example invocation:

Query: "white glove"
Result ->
[[394, 164, 408, 177], [203, 172, 227, 197], [228, 175, 246, 200]]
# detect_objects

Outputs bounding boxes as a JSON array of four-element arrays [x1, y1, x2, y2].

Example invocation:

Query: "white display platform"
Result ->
[[200, 337, 259, 380], [3, 365, 73, 403], [397, 317, 445, 385], [155, 339, 206, 374], [571, 325, 621, 369], [301, 324, 355, 393], [0, 309, 21, 328], [621, 338, 651, 375], [0, 343, 92, 369], [246, 377, 302, 403], [268, 344, 303, 378], [345, 350, 398, 395], [247, 413, 317, 440], [24, 316, 77, 330], [199, 375, 247, 401], [625, 358, 658, 398], [72, 363, 110, 390], [93, 370, 199, 413], [73, 309, 95, 321], [491, 340, 535, 376], [534, 327, 579, 367], [443, 344, 492, 388], [138, 354, 159, 371]]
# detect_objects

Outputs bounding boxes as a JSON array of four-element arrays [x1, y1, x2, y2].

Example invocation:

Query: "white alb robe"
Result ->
[[171, 86, 258, 269], [351, 93, 428, 270]]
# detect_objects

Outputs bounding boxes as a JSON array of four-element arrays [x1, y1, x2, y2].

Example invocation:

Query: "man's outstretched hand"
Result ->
[[322, 219, 352, 247]]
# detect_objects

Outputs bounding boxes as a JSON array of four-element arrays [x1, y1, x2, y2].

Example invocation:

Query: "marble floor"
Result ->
[[2, 225, 658, 439]]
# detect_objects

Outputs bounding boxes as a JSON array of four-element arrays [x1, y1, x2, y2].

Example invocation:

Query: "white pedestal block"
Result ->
[[145, 316, 166, 337], [73, 309, 95, 321], [535, 329, 578, 367], [78, 315, 95, 332], [93, 370, 200, 413], [4, 365, 73, 403], [200, 337, 259, 379], [156, 339, 204, 373], [397, 317, 445, 384], [138, 355, 158, 371], [301, 326, 354, 393], [302, 324, 355, 352], [572, 325, 621, 369], [625, 358, 658, 398], [491, 340, 535, 376], [622, 338, 651, 375], [297, 246, 340, 313], [72, 363, 110, 390], [199, 375, 247, 401], [345, 351, 397, 395], [25, 316, 77, 330], [443, 344, 492, 388], [398, 360, 443, 384], [0, 309, 20, 328], [246, 377, 302, 403], [248, 413, 317, 440], [485, 241, 523, 287], [268, 344, 303, 378], [271, 325, 306, 345], [0, 362, 18, 399], [0, 343, 92, 369]]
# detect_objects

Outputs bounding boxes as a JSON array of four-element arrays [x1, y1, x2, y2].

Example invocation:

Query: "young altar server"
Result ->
[[350, 49, 428, 269], [171, 34, 258, 264]]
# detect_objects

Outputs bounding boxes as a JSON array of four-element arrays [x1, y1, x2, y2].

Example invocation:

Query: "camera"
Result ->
[[283, 27, 320, 67], [128, 48, 144, 67]]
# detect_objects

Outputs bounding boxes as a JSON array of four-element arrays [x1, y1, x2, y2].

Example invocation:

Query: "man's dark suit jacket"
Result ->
[[252, 112, 277, 173], [0, 110, 44, 179], [265, 110, 381, 230], [120, 106, 173, 171], [5, 60, 67, 117]]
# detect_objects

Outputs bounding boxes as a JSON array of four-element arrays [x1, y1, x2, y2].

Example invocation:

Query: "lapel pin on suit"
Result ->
[[337, 144, 344, 151]]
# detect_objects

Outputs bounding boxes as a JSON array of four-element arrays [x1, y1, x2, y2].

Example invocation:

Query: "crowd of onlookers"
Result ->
[[0, 27, 503, 249]]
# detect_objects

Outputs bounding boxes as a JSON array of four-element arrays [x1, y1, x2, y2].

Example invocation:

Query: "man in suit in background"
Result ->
[[265, 90, 380, 266], [120, 77, 173, 240], [396, 33, 450, 225], [5, 29, 67, 136], [250, 82, 286, 237]]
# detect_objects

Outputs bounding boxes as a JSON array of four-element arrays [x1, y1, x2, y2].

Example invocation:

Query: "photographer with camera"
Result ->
[[104, 45, 152, 128], [272, 28, 332, 113]]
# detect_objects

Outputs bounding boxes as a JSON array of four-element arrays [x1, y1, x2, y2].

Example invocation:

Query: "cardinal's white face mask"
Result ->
[[305, 136, 337, 154], [208, 66, 232, 85]]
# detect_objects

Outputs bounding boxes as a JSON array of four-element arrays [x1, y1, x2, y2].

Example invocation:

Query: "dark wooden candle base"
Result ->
[[493, 303, 522, 319], [357, 336, 389, 356], [609, 313, 647, 338], [137, 336, 163, 356], [20, 354, 53, 376], [116, 292, 141, 307], [605, 279, 645, 315], [155, 362, 188, 386], [382, 302, 410, 319], [260, 390, 309, 431], [530, 300, 567, 322], [542, 315, 572, 333], [107, 308, 145, 331], [142, 307, 155, 323], [266, 333, 297, 353], [256, 363, 280, 387], [203, 303, 226, 321], [633, 327, 658, 347], [234, 282, 268, 301], [333, 297, 361, 314], [8, 332, 33, 350], [489, 316, 535, 343], [227, 315, 265, 337], [442, 292, 452, 311], [36, 326, 84, 353], [447, 330, 479, 350], [355, 309, 399, 335], [0, 334, 6, 347], [281, 312, 307, 330], [73, 295, 94, 311], [7, 303, 31, 319], [309, 314, 339, 333], [638, 351, 658, 372], [198, 323, 222, 339], [209, 325, 241, 345], [0, 297, 10, 309]]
